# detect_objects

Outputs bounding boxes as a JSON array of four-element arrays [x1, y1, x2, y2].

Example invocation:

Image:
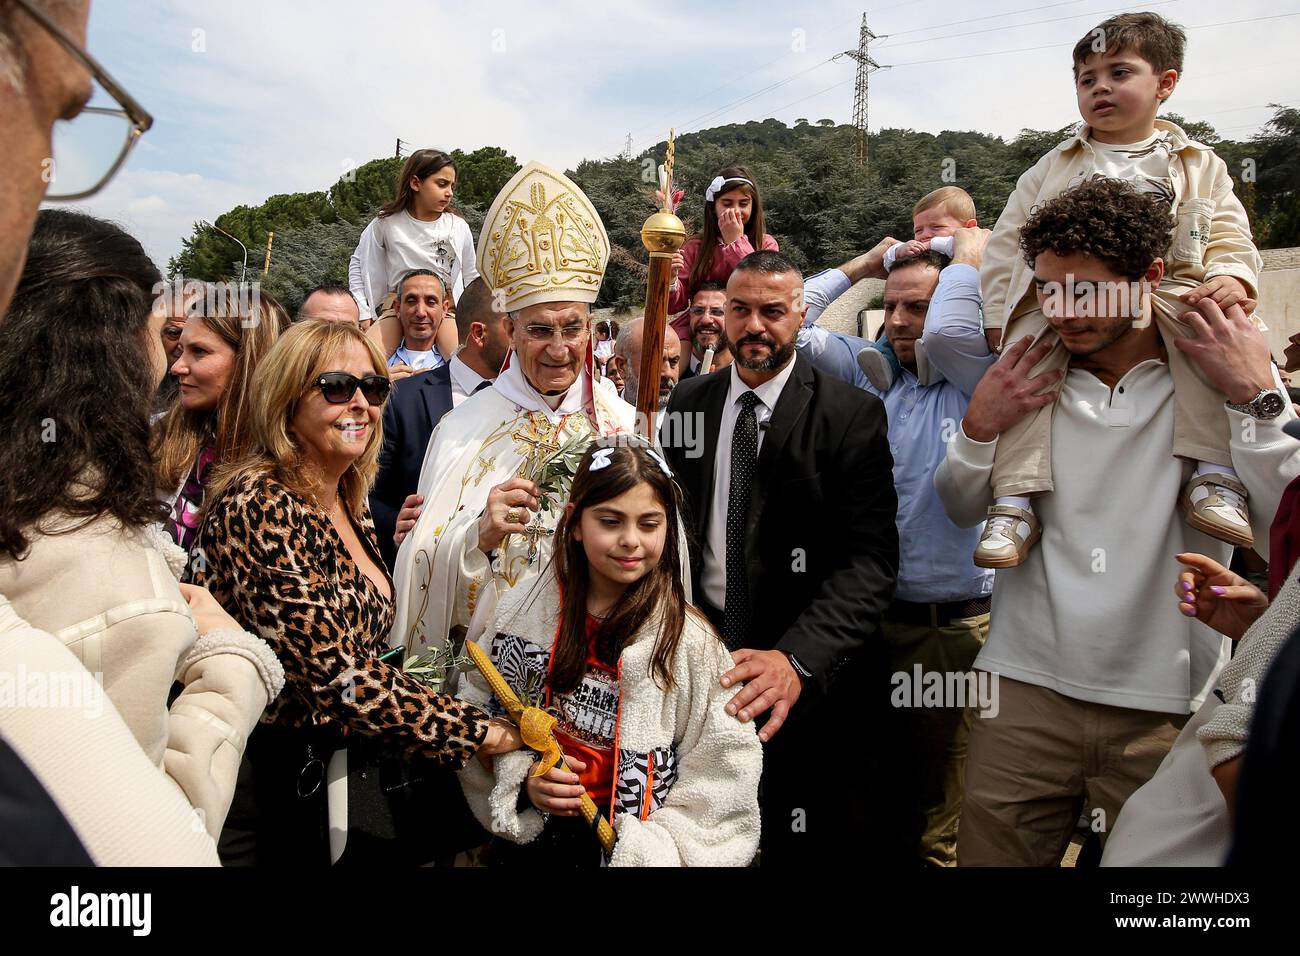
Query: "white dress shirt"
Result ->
[[449, 352, 488, 406], [702, 358, 798, 610]]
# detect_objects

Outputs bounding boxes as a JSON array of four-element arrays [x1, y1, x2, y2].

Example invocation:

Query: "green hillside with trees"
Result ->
[[167, 106, 1300, 313]]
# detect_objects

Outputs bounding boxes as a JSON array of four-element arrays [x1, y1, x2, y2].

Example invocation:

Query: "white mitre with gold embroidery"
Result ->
[[477, 161, 610, 311]]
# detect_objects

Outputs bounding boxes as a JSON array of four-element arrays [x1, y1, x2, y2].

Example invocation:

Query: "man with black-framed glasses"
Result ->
[[0, 0, 150, 311], [680, 281, 732, 380]]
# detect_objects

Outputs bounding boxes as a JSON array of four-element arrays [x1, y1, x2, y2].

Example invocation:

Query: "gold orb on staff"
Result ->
[[636, 131, 687, 439]]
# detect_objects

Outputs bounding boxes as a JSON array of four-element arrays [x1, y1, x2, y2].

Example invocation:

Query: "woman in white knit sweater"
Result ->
[[0, 210, 283, 860]]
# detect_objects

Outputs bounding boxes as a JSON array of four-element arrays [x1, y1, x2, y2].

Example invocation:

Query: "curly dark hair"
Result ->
[[1019, 176, 1175, 280], [0, 209, 166, 561]]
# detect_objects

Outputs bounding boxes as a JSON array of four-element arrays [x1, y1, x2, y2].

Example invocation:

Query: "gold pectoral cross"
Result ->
[[521, 517, 553, 563], [512, 417, 563, 483], [506, 415, 564, 565]]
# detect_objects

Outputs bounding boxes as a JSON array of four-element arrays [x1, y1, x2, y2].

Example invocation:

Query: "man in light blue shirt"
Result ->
[[798, 228, 996, 866], [388, 269, 448, 377]]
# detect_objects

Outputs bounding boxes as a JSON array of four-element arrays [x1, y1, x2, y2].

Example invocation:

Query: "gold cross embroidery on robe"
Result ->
[[509, 413, 565, 562]]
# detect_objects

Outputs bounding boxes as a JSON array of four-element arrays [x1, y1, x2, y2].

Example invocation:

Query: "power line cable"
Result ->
[[638, 1, 1172, 146], [885, 11, 1300, 68], [624, 1, 1157, 153], [628, 11, 1298, 155], [876, 0, 1161, 45], [631, 56, 837, 149], [875, 0, 1178, 50], [623, 50, 798, 144]]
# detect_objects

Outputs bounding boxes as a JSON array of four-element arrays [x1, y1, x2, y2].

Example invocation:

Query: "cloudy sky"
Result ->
[[62, 0, 1300, 270]]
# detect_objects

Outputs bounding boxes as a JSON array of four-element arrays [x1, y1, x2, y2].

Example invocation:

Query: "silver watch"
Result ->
[[1226, 388, 1288, 420]]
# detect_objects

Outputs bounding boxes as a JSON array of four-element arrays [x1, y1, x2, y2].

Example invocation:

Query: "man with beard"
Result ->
[[936, 177, 1300, 865], [660, 250, 900, 865], [680, 282, 732, 379], [610, 316, 681, 428], [447, 277, 510, 405], [795, 233, 997, 866]]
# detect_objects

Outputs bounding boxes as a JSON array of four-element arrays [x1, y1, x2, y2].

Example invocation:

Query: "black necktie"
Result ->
[[473, 379, 493, 394], [723, 391, 761, 650]]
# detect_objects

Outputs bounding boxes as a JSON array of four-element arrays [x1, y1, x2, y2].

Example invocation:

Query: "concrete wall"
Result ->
[[1259, 265, 1300, 361]]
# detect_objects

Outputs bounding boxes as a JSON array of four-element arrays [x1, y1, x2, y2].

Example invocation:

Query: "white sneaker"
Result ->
[[857, 347, 895, 391], [915, 339, 931, 387], [974, 504, 1042, 569], [1180, 473, 1253, 548]]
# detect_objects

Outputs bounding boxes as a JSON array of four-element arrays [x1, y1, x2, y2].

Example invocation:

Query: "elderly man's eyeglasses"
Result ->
[[14, 0, 154, 200], [523, 323, 589, 343]]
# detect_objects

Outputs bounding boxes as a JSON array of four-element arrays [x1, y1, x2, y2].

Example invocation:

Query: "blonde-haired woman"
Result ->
[[152, 289, 291, 570], [194, 319, 520, 865]]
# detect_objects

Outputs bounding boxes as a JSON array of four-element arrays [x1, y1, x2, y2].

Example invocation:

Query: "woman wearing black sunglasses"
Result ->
[[193, 319, 522, 865]]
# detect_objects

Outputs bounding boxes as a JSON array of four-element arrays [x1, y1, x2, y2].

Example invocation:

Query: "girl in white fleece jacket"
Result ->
[[458, 438, 763, 867]]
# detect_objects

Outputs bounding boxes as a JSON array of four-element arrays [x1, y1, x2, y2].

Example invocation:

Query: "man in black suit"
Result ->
[[661, 250, 901, 865], [369, 362, 455, 570]]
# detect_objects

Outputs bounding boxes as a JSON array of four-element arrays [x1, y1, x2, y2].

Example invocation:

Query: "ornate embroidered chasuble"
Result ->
[[389, 381, 635, 656]]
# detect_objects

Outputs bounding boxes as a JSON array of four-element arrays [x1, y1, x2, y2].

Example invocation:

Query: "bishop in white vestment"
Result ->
[[390, 162, 637, 655]]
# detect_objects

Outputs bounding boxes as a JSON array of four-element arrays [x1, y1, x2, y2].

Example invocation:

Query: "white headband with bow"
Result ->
[[704, 176, 755, 203], [589, 445, 674, 478]]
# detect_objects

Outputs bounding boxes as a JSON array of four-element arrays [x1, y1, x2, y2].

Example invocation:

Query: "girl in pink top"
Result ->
[[668, 165, 778, 339]]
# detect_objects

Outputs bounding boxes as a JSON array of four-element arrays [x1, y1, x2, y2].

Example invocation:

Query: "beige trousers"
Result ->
[[957, 676, 1186, 867], [990, 286, 1233, 498]]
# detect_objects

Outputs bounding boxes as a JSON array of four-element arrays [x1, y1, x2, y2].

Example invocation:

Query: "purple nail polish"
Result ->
[[1210, 586, 1226, 595]]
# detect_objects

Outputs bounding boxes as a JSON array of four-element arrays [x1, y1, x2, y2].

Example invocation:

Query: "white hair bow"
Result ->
[[704, 176, 755, 203], [588, 444, 673, 479]]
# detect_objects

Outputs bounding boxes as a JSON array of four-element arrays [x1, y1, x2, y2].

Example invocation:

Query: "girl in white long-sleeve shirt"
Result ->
[[349, 149, 474, 366]]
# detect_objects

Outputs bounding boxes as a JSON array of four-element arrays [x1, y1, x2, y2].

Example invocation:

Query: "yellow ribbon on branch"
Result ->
[[464, 639, 617, 855]]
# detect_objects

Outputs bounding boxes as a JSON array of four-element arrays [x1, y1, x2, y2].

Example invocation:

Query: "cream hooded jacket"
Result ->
[[0, 514, 283, 840]]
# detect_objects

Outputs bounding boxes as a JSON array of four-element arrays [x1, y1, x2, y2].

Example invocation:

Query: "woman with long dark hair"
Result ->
[[0, 209, 284, 846], [457, 437, 762, 866], [152, 288, 289, 571]]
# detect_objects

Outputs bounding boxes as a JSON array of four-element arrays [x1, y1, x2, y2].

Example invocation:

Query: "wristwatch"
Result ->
[[1226, 387, 1288, 420]]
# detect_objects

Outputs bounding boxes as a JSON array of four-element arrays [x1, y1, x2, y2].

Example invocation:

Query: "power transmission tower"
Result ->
[[395, 137, 410, 158], [621, 133, 633, 161], [836, 15, 889, 169]]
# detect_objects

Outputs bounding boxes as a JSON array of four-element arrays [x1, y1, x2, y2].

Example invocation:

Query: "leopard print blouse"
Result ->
[[193, 471, 488, 768]]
